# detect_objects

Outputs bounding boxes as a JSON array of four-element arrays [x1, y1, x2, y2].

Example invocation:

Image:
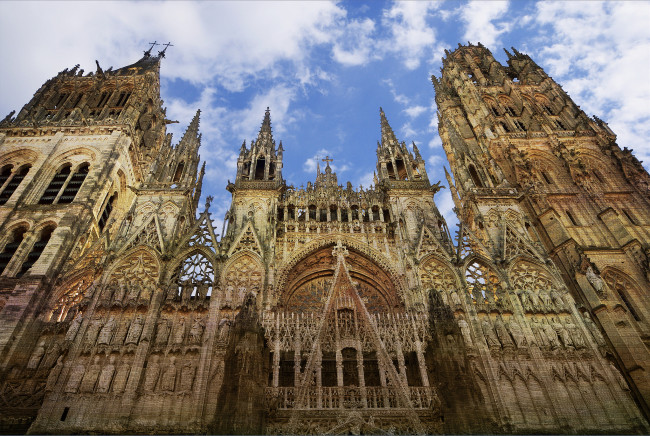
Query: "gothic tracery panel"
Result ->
[[221, 253, 263, 308]]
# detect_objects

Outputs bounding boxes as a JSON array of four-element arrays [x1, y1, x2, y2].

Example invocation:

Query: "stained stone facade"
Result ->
[[0, 44, 648, 434]]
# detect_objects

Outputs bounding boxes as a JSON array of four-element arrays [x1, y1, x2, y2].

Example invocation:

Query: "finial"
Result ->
[[322, 156, 333, 168], [144, 41, 159, 57], [158, 42, 173, 58], [205, 195, 213, 210], [95, 60, 104, 75]]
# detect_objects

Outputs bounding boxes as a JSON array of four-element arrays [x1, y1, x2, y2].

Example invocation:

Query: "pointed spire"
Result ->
[[412, 141, 421, 160], [252, 107, 275, 151], [379, 107, 398, 148], [177, 109, 201, 151], [261, 107, 271, 134]]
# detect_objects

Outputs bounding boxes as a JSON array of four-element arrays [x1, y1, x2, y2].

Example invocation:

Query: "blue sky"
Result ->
[[1, 1, 649, 235]]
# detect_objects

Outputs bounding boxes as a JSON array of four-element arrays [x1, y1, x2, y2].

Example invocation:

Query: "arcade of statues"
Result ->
[[0, 43, 649, 434]]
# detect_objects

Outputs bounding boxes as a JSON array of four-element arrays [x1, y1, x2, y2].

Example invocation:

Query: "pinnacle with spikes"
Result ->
[[253, 107, 274, 150], [176, 109, 201, 152], [379, 107, 398, 149]]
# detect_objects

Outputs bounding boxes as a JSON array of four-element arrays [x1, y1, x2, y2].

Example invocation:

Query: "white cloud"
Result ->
[[460, 0, 511, 48], [381, 2, 440, 69], [303, 148, 333, 174], [404, 105, 427, 118], [332, 18, 378, 66]]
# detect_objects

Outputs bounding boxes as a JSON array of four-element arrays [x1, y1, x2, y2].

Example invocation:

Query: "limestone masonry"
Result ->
[[0, 43, 649, 434]]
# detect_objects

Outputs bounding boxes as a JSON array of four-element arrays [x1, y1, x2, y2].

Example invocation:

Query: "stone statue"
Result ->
[[80, 355, 102, 393], [519, 289, 533, 312], [160, 357, 177, 392], [45, 355, 64, 392], [154, 319, 171, 345], [96, 355, 116, 393], [218, 319, 231, 342], [173, 317, 186, 345], [450, 289, 462, 308], [97, 316, 116, 345], [494, 317, 514, 348], [113, 281, 127, 303], [27, 340, 46, 369], [458, 317, 473, 346], [582, 312, 607, 348], [65, 363, 85, 393], [65, 312, 83, 342], [539, 291, 552, 311], [189, 317, 205, 344], [112, 361, 131, 393], [84, 318, 103, 347], [507, 320, 527, 348], [125, 314, 144, 345], [530, 318, 547, 348], [586, 266, 605, 297], [541, 319, 560, 349], [482, 319, 500, 348], [129, 280, 145, 302], [553, 318, 573, 348], [550, 289, 566, 311], [566, 320, 586, 349], [179, 362, 196, 391], [143, 355, 160, 392], [139, 282, 154, 303]]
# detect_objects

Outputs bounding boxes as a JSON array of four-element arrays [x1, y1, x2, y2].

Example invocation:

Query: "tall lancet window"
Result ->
[[0, 227, 27, 275], [59, 163, 89, 204], [18, 226, 55, 277], [0, 164, 30, 205]]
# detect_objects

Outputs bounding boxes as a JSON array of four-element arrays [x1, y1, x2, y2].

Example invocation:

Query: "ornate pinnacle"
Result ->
[[205, 195, 213, 211]]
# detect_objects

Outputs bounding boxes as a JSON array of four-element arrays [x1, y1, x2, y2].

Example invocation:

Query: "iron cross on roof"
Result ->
[[144, 41, 159, 57], [322, 156, 333, 165], [159, 42, 174, 58]]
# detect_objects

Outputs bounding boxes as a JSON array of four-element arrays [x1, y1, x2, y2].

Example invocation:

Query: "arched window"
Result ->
[[172, 161, 184, 183], [39, 164, 71, 204], [0, 226, 27, 275], [18, 225, 55, 277], [175, 252, 215, 301], [468, 164, 484, 188], [603, 270, 642, 322], [59, 163, 89, 203], [98, 193, 117, 231], [0, 165, 13, 188], [0, 164, 30, 205], [254, 157, 265, 180], [566, 210, 579, 226], [465, 260, 500, 303]]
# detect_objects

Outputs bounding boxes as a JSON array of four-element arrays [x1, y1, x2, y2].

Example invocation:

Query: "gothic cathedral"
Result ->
[[0, 43, 648, 434]]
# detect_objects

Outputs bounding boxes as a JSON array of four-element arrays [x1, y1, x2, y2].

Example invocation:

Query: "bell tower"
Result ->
[[435, 43, 650, 417]]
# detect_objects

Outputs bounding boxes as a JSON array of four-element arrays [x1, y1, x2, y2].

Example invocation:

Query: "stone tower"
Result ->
[[435, 42, 650, 426], [0, 44, 647, 434]]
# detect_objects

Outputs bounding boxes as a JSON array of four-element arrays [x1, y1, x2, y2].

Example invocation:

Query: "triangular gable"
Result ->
[[228, 219, 263, 257], [503, 224, 544, 262], [62, 230, 107, 275], [416, 225, 446, 259], [118, 214, 164, 255], [457, 225, 492, 260], [289, 242, 424, 433], [175, 211, 218, 255]]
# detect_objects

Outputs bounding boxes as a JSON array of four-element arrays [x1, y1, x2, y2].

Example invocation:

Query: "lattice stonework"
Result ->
[[222, 254, 263, 307], [419, 257, 455, 290], [465, 261, 500, 300], [176, 252, 215, 299], [49, 274, 95, 322], [104, 251, 160, 302], [510, 261, 555, 292]]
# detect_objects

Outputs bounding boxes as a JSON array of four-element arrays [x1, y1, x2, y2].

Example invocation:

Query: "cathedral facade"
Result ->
[[0, 43, 648, 434]]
